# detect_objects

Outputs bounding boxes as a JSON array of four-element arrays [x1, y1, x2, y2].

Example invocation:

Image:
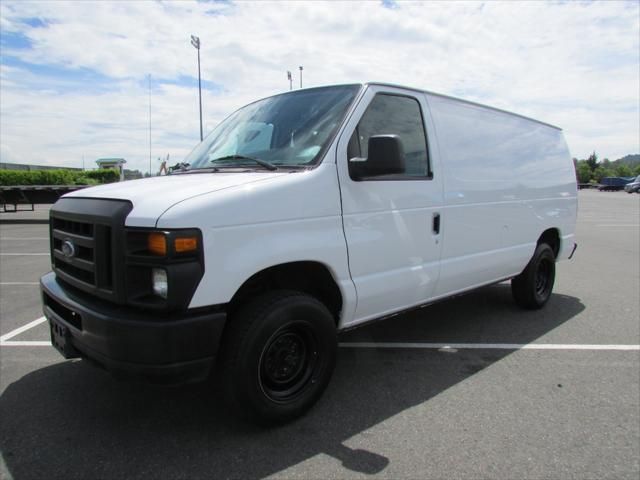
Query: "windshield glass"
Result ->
[[186, 85, 361, 170]]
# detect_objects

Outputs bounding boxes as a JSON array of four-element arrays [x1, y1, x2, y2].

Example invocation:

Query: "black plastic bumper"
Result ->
[[40, 272, 226, 385]]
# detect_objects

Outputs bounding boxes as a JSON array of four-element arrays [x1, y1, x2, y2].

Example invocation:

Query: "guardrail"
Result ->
[[0, 185, 88, 212]]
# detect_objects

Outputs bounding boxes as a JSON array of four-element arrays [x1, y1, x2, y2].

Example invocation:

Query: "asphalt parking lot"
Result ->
[[0, 190, 638, 480]]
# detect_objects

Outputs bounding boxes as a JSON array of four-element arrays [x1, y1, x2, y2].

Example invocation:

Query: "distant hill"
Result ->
[[614, 154, 640, 166]]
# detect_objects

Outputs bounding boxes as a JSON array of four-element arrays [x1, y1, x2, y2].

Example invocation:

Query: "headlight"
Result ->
[[147, 232, 199, 256], [174, 236, 198, 253], [125, 228, 203, 310], [152, 268, 168, 299], [148, 233, 167, 256]]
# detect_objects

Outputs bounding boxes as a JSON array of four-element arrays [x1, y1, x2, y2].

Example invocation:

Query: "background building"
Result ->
[[0, 162, 81, 171], [96, 158, 126, 181]]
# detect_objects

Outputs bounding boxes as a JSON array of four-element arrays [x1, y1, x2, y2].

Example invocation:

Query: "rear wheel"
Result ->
[[511, 243, 556, 309], [219, 290, 336, 424]]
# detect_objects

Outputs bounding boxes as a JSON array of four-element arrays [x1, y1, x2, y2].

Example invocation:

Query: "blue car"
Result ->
[[624, 175, 640, 193]]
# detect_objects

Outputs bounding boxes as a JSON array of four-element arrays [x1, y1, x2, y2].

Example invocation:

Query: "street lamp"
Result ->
[[299, 65, 303, 89], [190, 35, 203, 142], [287, 70, 292, 91], [148, 74, 152, 176]]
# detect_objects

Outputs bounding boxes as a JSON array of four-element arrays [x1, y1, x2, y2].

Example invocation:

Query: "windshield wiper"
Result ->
[[173, 166, 220, 174], [210, 155, 278, 171]]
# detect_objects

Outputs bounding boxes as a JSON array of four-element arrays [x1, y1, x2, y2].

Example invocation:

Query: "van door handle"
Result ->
[[433, 213, 440, 234]]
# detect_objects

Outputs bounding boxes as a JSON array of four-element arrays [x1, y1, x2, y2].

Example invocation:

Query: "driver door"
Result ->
[[336, 85, 443, 327]]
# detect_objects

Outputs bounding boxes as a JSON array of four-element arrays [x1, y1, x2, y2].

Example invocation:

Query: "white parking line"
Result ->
[[595, 224, 639, 227], [0, 317, 47, 342], [0, 253, 49, 256], [2, 340, 640, 351], [2, 317, 639, 351], [0, 282, 40, 286], [339, 342, 640, 351]]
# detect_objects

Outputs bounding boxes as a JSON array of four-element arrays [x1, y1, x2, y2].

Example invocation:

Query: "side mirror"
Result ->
[[349, 135, 405, 179]]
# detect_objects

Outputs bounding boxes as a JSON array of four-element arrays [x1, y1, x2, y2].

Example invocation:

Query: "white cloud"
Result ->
[[0, 0, 638, 173]]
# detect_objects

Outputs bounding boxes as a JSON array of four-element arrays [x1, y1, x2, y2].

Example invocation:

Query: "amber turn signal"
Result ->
[[174, 236, 198, 253], [148, 233, 167, 256]]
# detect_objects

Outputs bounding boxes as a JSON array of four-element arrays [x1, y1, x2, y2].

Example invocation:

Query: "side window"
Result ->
[[348, 94, 430, 179]]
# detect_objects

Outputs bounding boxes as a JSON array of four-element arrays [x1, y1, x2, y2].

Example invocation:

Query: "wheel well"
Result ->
[[537, 228, 560, 259], [228, 261, 343, 323]]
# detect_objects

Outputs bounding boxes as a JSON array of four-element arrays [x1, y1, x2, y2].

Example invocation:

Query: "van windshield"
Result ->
[[186, 85, 361, 170]]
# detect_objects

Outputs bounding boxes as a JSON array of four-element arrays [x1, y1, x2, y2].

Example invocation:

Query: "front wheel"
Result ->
[[511, 243, 556, 309], [219, 291, 336, 424]]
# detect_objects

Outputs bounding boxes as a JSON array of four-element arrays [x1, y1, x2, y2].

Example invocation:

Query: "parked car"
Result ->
[[41, 83, 578, 423], [598, 176, 637, 191], [624, 175, 640, 193]]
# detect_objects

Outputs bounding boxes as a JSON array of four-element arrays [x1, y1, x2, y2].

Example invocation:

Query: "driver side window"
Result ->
[[348, 93, 431, 179]]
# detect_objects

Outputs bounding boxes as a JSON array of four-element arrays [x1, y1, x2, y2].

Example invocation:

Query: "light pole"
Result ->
[[190, 35, 203, 142], [148, 74, 152, 176], [287, 70, 292, 91], [299, 65, 303, 89]]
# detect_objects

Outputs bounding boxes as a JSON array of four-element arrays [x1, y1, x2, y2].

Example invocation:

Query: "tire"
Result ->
[[219, 290, 337, 425], [511, 243, 556, 310]]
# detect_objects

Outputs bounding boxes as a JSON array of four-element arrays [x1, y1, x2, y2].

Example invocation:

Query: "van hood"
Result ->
[[64, 172, 288, 227]]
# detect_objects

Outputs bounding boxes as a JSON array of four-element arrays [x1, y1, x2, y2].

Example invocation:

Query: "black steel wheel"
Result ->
[[219, 291, 336, 424], [511, 243, 556, 310], [259, 323, 319, 403]]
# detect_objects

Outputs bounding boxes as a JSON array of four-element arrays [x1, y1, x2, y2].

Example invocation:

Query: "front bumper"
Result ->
[[40, 272, 226, 384]]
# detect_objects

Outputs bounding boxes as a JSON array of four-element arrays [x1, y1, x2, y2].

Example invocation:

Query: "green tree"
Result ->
[[634, 164, 640, 176], [586, 151, 598, 171], [593, 165, 614, 183], [614, 164, 633, 177], [575, 160, 592, 183]]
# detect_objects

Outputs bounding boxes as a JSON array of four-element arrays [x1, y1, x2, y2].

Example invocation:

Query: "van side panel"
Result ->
[[426, 94, 577, 297]]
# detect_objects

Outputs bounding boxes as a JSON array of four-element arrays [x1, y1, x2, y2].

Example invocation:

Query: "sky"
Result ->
[[0, 0, 638, 174]]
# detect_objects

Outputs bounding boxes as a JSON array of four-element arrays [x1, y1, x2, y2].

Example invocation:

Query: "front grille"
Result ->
[[54, 258, 95, 285], [49, 198, 132, 304], [53, 218, 93, 237], [52, 218, 98, 287]]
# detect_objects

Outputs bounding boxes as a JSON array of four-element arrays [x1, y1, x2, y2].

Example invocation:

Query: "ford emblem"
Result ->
[[61, 239, 76, 258]]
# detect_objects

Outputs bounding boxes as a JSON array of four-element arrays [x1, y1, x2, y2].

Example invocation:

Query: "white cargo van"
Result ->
[[41, 83, 578, 423]]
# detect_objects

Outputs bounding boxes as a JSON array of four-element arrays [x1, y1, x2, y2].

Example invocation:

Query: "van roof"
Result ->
[[365, 82, 562, 131]]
